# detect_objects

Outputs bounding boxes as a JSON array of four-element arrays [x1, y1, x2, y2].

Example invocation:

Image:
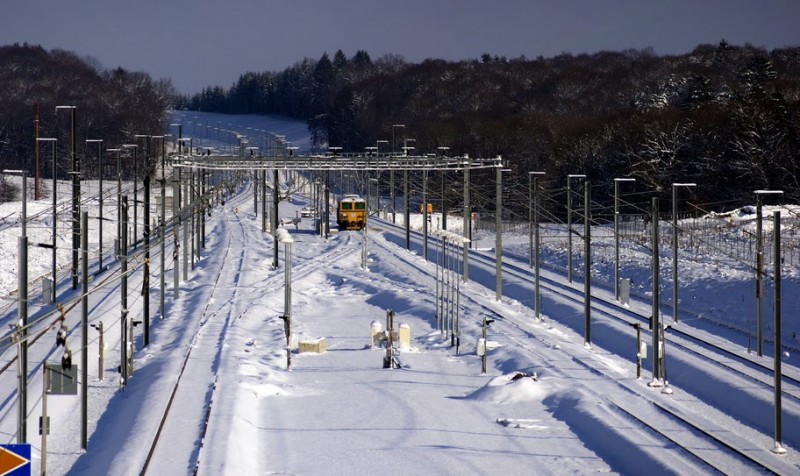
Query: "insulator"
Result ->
[[61, 349, 72, 371]]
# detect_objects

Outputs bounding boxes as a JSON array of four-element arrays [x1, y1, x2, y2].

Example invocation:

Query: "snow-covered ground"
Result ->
[[0, 111, 798, 475]]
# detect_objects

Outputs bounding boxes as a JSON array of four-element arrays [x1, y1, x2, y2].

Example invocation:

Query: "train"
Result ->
[[337, 194, 367, 231]]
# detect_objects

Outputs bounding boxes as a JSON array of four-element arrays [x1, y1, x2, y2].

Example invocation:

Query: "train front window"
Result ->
[[354, 202, 365, 210], [341, 203, 352, 210]]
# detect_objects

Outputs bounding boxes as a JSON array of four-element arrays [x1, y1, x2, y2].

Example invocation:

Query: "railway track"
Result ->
[[369, 220, 800, 474], [467, 249, 800, 405], [140, 189, 357, 475]]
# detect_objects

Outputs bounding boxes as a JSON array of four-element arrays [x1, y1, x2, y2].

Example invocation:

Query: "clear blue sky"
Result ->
[[2, 0, 799, 94]]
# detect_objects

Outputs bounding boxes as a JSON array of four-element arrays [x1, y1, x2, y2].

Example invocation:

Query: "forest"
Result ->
[[0, 43, 173, 198], [179, 42, 800, 212], [0, 42, 798, 214]]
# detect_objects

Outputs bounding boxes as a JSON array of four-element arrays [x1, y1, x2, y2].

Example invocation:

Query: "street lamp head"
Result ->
[[529, 171, 545, 176], [568, 174, 587, 179], [85, 139, 103, 143], [106, 148, 121, 153], [614, 177, 636, 182], [55, 105, 76, 110], [37, 138, 57, 142]]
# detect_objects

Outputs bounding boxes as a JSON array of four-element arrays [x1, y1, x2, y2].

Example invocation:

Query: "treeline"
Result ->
[[181, 42, 800, 210], [0, 43, 173, 182]]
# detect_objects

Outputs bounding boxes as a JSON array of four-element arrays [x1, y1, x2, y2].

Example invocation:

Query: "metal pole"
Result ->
[[756, 194, 763, 356], [325, 171, 330, 239], [423, 170, 428, 260], [436, 231, 444, 331], [51, 142, 57, 303], [173, 168, 180, 300], [143, 137, 151, 346], [567, 177, 573, 284], [6, 171, 30, 444], [613, 178, 637, 300], [753, 191, 783, 354], [190, 167, 195, 270], [80, 211, 88, 449], [650, 197, 661, 385], [96, 322, 104, 381], [18, 234, 28, 444], [262, 169, 267, 232], [133, 146, 138, 250], [160, 138, 166, 318], [71, 107, 79, 290], [273, 169, 280, 268], [86, 140, 104, 271], [120, 196, 129, 386], [116, 149, 121, 257], [197, 166, 203, 249], [182, 167, 188, 280], [566, 174, 585, 284], [584, 181, 591, 346], [534, 176, 542, 320], [530, 172, 545, 320], [672, 183, 695, 324], [463, 156, 470, 281], [528, 172, 533, 267], [404, 169, 410, 250], [98, 142, 103, 271], [41, 364, 48, 475], [614, 179, 620, 300], [772, 210, 785, 454], [495, 161, 503, 301], [672, 185, 678, 324]]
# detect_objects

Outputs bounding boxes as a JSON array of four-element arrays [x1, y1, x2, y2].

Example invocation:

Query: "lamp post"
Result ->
[[566, 174, 586, 283], [170, 123, 183, 156], [671, 183, 696, 324], [495, 158, 509, 302], [86, 139, 104, 270], [437, 147, 450, 231], [462, 155, 470, 282], [276, 228, 293, 369], [530, 172, 545, 320], [402, 139, 416, 250], [55, 105, 79, 290], [376, 140, 388, 213], [107, 148, 122, 257], [614, 178, 636, 301], [122, 144, 138, 249], [135, 135, 154, 346], [4, 169, 28, 443], [327, 147, 341, 239], [152, 135, 169, 319], [392, 125, 405, 224], [754, 189, 783, 356], [38, 138, 58, 303]]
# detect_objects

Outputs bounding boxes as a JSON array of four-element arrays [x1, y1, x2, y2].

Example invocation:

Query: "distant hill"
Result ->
[[0, 43, 174, 179], [181, 43, 800, 209]]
